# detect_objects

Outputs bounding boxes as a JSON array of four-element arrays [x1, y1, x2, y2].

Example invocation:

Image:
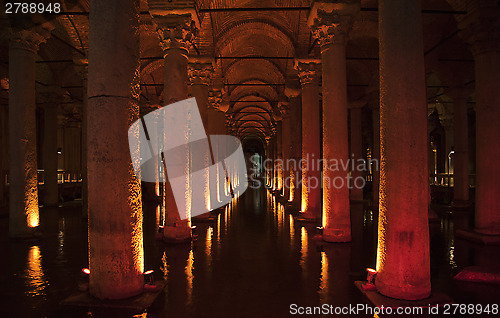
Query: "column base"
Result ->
[[354, 281, 452, 308], [322, 228, 351, 243], [454, 266, 500, 285], [9, 226, 43, 240], [295, 210, 320, 223], [163, 222, 192, 243], [456, 229, 500, 245], [373, 278, 431, 301]]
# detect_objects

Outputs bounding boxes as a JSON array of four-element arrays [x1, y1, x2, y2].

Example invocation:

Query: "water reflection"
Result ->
[[25, 246, 47, 297]]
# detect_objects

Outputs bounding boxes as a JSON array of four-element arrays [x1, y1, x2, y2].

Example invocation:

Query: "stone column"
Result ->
[[0, 106, 6, 204], [459, 7, 500, 235], [349, 100, 366, 201], [275, 120, 283, 192], [189, 58, 213, 217], [153, 7, 199, 241], [375, 0, 430, 300], [74, 58, 89, 216], [448, 89, 470, 207], [294, 59, 321, 220], [42, 93, 59, 206], [281, 103, 291, 201], [285, 85, 302, 205], [309, 1, 359, 241], [367, 90, 380, 205], [87, 0, 144, 299], [9, 27, 50, 238]]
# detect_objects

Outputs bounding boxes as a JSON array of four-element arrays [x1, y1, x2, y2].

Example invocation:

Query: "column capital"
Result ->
[[278, 102, 290, 117], [10, 26, 52, 52], [188, 57, 214, 86], [152, 10, 199, 53], [73, 58, 88, 80], [293, 59, 321, 85], [308, 0, 360, 47], [208, 88, 223, 109], [458, 7, 500, 56]]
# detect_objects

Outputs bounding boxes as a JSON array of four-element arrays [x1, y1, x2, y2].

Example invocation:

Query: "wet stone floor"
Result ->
[[0, 185, 499, 317]]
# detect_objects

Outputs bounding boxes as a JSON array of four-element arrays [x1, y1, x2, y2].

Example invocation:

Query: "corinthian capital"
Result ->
[[208, 88, 223, 109], [151, 8, 199, 53], [188, 57, 214, 85], [308, 0, 360, 47], [10, 26, 52, 52], [294, 59, 321, 85]]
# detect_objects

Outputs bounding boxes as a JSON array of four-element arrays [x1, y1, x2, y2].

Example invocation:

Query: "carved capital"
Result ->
[[458, 8, 500, 56], [208, 89, 223, 109], [152, 12, 199, 53], [308, 1, 360, 47], [188, 57, 214, 86], [10, 27, 52, 52], [294, 59, 321, 85]]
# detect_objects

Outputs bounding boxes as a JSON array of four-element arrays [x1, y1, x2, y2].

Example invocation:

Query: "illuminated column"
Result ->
[[309, 0, 359, 241], [285, 85, 302, 205], [87, 0, 144, 299], [368, 90, 380, 205], [265, 136, 272, 187], [294, 59, 321, 220], [275, 120, 283, 192], [459, 8, 500, 235], [349, 100, 366, 201], [152, 6, 199, 241], [189, 58, 213, 217], [8, 27, 50, 237], [448, 89, 470, 207], [376, 0, 430, 300], [208, 89, 223, 206], [42, 93, 59, 206], [281, 103, 291, 200]]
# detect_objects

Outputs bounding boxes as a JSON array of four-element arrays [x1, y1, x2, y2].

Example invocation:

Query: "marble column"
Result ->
[[9, 27, 50, 238], [375, 0, 430, 300], [42, 94, 59, 206], [448, 89, 470, 207], [189, 58, 213, 217], [294, 59, 321, 220], [281, 103, 291, 201], [459, 8, 500, 235], [349, 100, 366, 202], [87, 0, 144, 299], [285, 85, 302, 205], [153, 9, 199, 241], [309, 1, 359, 241]]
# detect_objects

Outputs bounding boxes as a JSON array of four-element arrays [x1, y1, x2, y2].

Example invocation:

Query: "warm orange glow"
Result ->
[[185, 249, 194, 305], [161, 251, 168, 277], [319, 251, 328, 301], [289, 214, 295, 242], [367, 268, 377, 274], [82, 268, 91, 275], [289, 171, 295, 202], [144, 270, 154, 275], [27, 208, 39, 228], [155, 182, 160, 196], [156, 205, 161, 227], [27, 246, 46, 297], [300, 227, 308, 275]]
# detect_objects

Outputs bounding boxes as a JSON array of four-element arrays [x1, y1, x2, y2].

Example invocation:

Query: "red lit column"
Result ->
[[8, 27, 50, 238], [281, 103, 291, 201], [153, 8, 199, 242], [349, 100, 366, 201], [294, 59, 321, 220], [285, 85, 302, 205], [42, 93, 59, 207], [87, 0, 144, 299], [375, 0, 430, 300], [368, 90, 380, 205], [448, 89, 470, 207], [189, 58, 214, 217], [309, 1, 359, 241], [459, 8, 500, 235]]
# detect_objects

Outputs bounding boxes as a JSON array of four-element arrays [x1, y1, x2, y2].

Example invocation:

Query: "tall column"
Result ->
[[0, 106, 5, 204], [275, 120, 283, 192], [349, 100, 366, 201], [448, 89, 470, 207], [281, 103, 291, 201], [376, 0, 430, 300], [153, 7, 199, 241], [87, 0, 144, 299], [189, 57, 213, 216], [9, 27, 50, 238], [294, 60, 321, 220], [459, 7, 500, 235], [309, 1, 359, 241], [285, 85, 302, 205], [42, 93, 59, 206], [368, 90, 380, 205]]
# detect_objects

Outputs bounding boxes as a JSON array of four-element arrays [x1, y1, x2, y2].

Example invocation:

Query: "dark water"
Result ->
[[0, 186, 499, 318]]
